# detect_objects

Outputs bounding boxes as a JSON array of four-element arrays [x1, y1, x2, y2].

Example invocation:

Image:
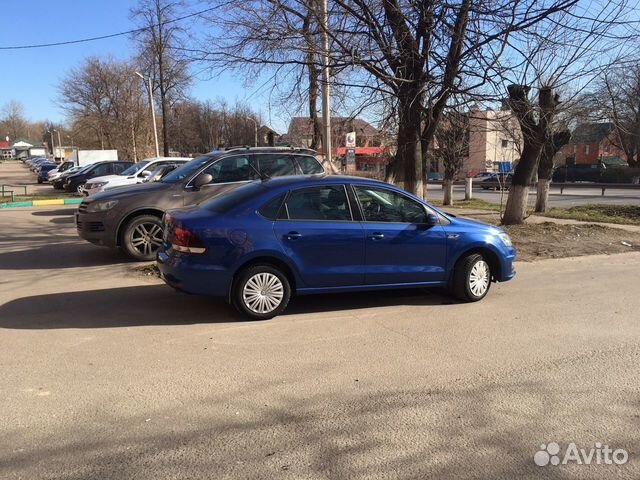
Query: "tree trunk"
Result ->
[[392, 87, 423, 195], [443, 179, 453, 206], [420, 131, 430, 200], [308, 64, 320, 151], [503, 85, 559, 225], [535, 179, 550, 213]]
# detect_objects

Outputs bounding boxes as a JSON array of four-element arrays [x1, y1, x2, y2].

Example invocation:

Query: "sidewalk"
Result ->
[[448, 207, 640, 233]]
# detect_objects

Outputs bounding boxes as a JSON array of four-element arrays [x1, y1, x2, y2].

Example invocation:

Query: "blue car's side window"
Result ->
[[282, 185, 352, 221], [354, 186, 428, 224]]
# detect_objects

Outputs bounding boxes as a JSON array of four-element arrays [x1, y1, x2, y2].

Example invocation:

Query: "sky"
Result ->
[[0, 0, 286, 131]]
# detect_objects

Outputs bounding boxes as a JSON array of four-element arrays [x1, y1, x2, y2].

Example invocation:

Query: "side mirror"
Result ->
[[193, 173, 213, 189], [140, 170, 151, 178], [426, 213, 439, 226]]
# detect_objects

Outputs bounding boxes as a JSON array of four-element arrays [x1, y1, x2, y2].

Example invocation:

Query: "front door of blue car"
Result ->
[[273, 185, 366, 288], [352, 185, 447, 285]]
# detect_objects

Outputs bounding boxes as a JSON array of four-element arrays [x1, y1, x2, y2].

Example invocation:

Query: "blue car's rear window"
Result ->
[[202, 182, 267, 213]]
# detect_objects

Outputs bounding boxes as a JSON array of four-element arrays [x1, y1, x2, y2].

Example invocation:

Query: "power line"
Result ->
[[0, 6, 218, 50]]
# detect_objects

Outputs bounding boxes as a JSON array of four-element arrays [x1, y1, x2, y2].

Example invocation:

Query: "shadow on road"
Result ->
[[0, 285, 238, 329], [0, 285, 455, 329], [31, 208, 78, 217], [0, 242, 132, 269]]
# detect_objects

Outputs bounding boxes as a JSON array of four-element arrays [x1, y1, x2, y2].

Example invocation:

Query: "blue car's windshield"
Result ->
[[120, 160, 150, 176], [161, 155, 210, 183]]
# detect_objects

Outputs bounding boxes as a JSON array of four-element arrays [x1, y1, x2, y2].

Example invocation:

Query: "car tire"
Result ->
[[37, 179, 43, 184], [451, 253, 491, 302], [121, 214, 164, 261], [76, 183, 85, 194], [232, 265, 291, 320]]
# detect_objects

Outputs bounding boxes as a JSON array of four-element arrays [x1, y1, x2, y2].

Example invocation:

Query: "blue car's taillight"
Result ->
[[171, 227, 206, 254]]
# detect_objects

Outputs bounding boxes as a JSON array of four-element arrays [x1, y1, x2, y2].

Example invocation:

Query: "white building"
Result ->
[[465, 109, 521, 174]]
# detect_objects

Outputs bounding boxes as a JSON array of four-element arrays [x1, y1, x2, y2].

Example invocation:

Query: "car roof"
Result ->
[[258, 174, 390, 189]]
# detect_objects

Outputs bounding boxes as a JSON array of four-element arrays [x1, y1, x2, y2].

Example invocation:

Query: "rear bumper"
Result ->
[[157, 250, 231, 298]]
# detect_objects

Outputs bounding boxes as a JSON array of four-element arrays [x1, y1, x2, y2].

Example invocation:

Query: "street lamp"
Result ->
[[135, 71, 160, 158], [53, 129, 62, 158], [246, 117, 258, 147], [47, 130, 56, 160]]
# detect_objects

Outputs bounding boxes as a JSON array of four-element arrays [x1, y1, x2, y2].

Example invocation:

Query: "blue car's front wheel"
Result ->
[[232, 265, 292, 320], [452, 253, 492, 302]]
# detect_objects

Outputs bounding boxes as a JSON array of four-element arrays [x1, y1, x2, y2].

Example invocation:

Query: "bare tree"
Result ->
[[1, 100, 28, 141], [433, 109, 469, 206], [595, 67, 640, 167], [497, 0, 632, 222], [58, 57, 154, 159], [132, 0, 191, 156]]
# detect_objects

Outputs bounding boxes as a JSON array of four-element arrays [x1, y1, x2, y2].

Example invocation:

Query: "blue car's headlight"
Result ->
[[87, 200, 118, 213], [497, 232, 513, 247]]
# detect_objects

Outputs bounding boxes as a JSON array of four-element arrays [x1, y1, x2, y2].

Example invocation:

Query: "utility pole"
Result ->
[[319, 0, 332, 165], [246, 117, 258, 147], [135, 72, 160, 158], [48, 130, 56, 161]]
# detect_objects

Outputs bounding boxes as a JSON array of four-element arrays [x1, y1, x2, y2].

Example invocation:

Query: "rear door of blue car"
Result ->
[[351, 185, 447, 285], [272, 184, 366, 288]]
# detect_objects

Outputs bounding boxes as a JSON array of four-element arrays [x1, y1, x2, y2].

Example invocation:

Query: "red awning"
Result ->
[[336, 146, 385, 156]]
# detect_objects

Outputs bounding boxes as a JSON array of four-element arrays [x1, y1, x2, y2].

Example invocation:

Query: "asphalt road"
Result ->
[[1, 206, 639, 480], [439, 185, 640, 207]]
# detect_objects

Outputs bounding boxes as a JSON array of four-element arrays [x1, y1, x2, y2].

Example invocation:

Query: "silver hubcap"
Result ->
[[77, 184, 84, 193], [130, 222, 163, 257], [469, 260, 490, 297], [242, 273, 284, 314]]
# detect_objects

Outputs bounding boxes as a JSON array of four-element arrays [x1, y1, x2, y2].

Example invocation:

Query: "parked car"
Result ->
[[84, 157, 190, 196], [480, 173, 513, 190], [76, 147, 325, 261], [142, 163, 181, 183], [64, 161, 134, 194], [157, 175, 516, 319], [29, 158, 50, 171], [473, 171, 493, 179], [37, 164, 58, 183], [47, 160, 76, 180], [427, 171, 444, 181], [51, 165, 84, 187]]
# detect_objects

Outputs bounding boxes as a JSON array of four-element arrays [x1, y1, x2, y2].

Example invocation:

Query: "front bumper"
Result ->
[[497, 251, 516, 282], [76, 208, 116, 247], [157, 250, 231, 298]]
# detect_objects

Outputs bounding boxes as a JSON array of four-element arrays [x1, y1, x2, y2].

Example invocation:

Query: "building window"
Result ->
[[585, 145, 590, 154], [501, 139, 509, 148]]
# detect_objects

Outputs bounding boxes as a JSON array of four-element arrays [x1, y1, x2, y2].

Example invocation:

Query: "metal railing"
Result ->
[[1, 184, 28, 203]]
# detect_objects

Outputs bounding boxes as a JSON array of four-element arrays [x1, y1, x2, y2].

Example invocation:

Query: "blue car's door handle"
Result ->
[[285, 231, 303, 240], [370, 232, 385, 240]]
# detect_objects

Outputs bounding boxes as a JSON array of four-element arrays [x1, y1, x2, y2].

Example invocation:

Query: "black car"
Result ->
[[64, 161, 134, 194], [481, 173, 513, 190], [37, 164, 58, 183]]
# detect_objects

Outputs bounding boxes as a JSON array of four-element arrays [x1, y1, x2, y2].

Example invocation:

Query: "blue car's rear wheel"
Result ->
[[452, 253, 491, 302], [233, 265, 291, 320]]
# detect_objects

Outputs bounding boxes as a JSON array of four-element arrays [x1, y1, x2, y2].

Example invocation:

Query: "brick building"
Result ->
[[560, 122, 626, 165]]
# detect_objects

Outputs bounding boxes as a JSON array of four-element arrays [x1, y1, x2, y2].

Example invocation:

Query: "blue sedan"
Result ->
[[157, 175, 516, 319]]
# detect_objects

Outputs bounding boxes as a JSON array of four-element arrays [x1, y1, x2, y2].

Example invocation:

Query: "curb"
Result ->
[[0, 198, 82, 209]]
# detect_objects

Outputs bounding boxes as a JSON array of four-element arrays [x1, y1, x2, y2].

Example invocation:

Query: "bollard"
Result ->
[[465, 177, 472, 200]]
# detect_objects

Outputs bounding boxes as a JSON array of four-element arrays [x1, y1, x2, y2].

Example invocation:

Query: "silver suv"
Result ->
[[76, 147, 325, 260]]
